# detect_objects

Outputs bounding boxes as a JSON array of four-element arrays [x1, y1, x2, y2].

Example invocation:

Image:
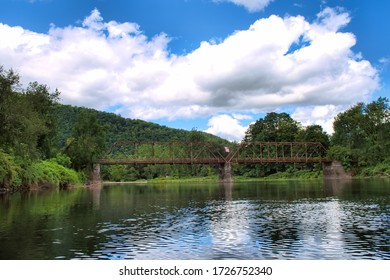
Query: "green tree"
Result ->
[[65, 110, 107, 172], [25, 82, 60, 158], [296, 124, 330, 154], [0, 66, 21, 148], [241, 112, 300, 177], [332, 102, 366, 149], [245, 112, 300, 142], [0, 67, 59, 159], [331, 97, 390, 169]]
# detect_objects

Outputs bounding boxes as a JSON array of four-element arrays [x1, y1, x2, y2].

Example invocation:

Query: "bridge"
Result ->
[[94, 141, 333, 182]]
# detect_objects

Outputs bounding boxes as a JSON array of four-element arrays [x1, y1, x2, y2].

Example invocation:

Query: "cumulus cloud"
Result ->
[[0, 7, 380, 139], [292, 105, 343, 134], [205, 114, 252, 141], [213, 0, 274, 12]]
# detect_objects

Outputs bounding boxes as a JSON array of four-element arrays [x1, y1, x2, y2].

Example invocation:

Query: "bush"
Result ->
[[360, 163, 390, 177], [327, 145, 353, 170], [0, 149, 22, 189], [267, 169, 322, 179], [30, 160, 81, 188], [1, 150, 81, 190]]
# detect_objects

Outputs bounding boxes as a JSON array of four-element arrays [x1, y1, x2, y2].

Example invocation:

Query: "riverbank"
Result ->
[[3, 162, 389, 193], [106, 166, 390, 185], [0, 150, 82, 193]]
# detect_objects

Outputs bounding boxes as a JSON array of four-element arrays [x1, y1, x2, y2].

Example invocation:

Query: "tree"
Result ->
[[0, 66, 21, 148], [242, 112, 301, 176], [245, 112, 300, 142], [0, 66, 59, 159], [296, 125, 330, 151], [331, 97, 390, 168], [65, 110, 107, 172], [25, 82, 60, 158], [332, 102, 366, 149]]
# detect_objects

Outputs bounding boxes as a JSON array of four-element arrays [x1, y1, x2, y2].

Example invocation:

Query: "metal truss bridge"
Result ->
[[98, 141, 328, 165]]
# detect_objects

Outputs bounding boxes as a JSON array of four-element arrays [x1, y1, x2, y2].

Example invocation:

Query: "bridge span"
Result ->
[[94, 141, 333, 182]]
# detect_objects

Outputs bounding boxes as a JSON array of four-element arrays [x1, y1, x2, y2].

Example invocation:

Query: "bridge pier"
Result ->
[[219, 162, 233, 183], [322, 161, 351, 179], [89, 163, 101, 185]]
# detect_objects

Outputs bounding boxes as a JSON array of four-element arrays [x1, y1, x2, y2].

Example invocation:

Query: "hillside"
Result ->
[[53, 103, 228, 149]]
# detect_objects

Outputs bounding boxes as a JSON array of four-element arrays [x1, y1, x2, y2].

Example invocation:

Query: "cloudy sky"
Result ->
[[0, 0, 388, 141]]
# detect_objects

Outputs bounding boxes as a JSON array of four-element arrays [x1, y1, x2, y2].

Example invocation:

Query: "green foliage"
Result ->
[[266, 169, 322, 180], [51, 153, 72, 168], [52, 104, 228, 181], [0, 149, 22, 189], [0, 149, 80, 190], [29, 160, 81, 188], [25, 82, 60, 158], [296, 125, 330, 150], [2, 65, 389, 185], [326, 145, 353, 170], [65, 110, 107, 172], [331, 97, 390, 170], [360, 162, 390, 177], [0, 66, 59, 160], [106, 165, 140, 182], [245, 112, 300, 142], [240, 112, 329, 177]]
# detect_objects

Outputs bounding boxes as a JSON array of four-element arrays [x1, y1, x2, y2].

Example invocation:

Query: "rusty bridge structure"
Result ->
[[95, 141, 330, 182], [99, 141, 327, 165]]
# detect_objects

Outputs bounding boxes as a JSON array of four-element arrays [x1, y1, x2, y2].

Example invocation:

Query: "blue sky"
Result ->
[[0, 0, 389, 141]]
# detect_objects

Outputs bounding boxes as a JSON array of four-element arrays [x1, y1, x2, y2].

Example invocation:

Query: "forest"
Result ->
[[1, 66, 390, 192]]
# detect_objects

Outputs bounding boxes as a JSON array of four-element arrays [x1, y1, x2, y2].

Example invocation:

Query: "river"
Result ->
[[0, 179, 389, 260]]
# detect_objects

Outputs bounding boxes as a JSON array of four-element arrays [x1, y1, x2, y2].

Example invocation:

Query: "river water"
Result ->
[[0, 179, 389, 260]]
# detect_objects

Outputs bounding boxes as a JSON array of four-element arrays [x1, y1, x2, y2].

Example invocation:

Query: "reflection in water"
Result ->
[[89, 185, 102, 209], [0, 179, 389, 260]]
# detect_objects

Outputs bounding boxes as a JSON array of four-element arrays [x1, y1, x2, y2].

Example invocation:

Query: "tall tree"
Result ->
[[242, 112, 301, 177], [296, 125, 330, 149], [0, 67, 59, 159], [245, 112, 300, 142], [25, 82, 60, 158], [65, 110, 107, 172], [331, 97, 390, 168], [0, 66, 20, 148]]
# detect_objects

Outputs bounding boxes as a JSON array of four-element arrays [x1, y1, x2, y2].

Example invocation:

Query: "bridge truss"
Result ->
[[98, 141, 327, 165]]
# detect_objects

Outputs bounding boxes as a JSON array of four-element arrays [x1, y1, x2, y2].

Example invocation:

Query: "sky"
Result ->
[[0, 0, 389, 141]]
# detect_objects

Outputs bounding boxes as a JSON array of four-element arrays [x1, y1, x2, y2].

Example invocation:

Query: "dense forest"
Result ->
[[1, 66, 390, 192]]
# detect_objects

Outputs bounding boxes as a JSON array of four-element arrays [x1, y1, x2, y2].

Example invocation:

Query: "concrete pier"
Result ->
[[88, 163, 101, 186], [219, 162, 233, 183], [323, 161, 351, 179]]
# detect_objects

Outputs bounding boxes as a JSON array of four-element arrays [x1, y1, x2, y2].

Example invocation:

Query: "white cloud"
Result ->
[[213, 0, 274, 12], [205, 114, 250, 141], [0, 8, 380, 139], [232, 113, 253, 120], [292, 105, 343, 134]]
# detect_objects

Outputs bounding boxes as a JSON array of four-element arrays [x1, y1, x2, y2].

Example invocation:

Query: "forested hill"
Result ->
[[53, 103, 228, 149]]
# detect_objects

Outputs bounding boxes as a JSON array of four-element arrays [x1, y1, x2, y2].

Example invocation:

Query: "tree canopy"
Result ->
[[330, 97, 390, 171]]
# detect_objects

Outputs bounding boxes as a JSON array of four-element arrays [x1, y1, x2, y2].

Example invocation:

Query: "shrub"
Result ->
[[0, 149, 22, 189], [327, 145, 353, 170], [30, 160, 81, 188]]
